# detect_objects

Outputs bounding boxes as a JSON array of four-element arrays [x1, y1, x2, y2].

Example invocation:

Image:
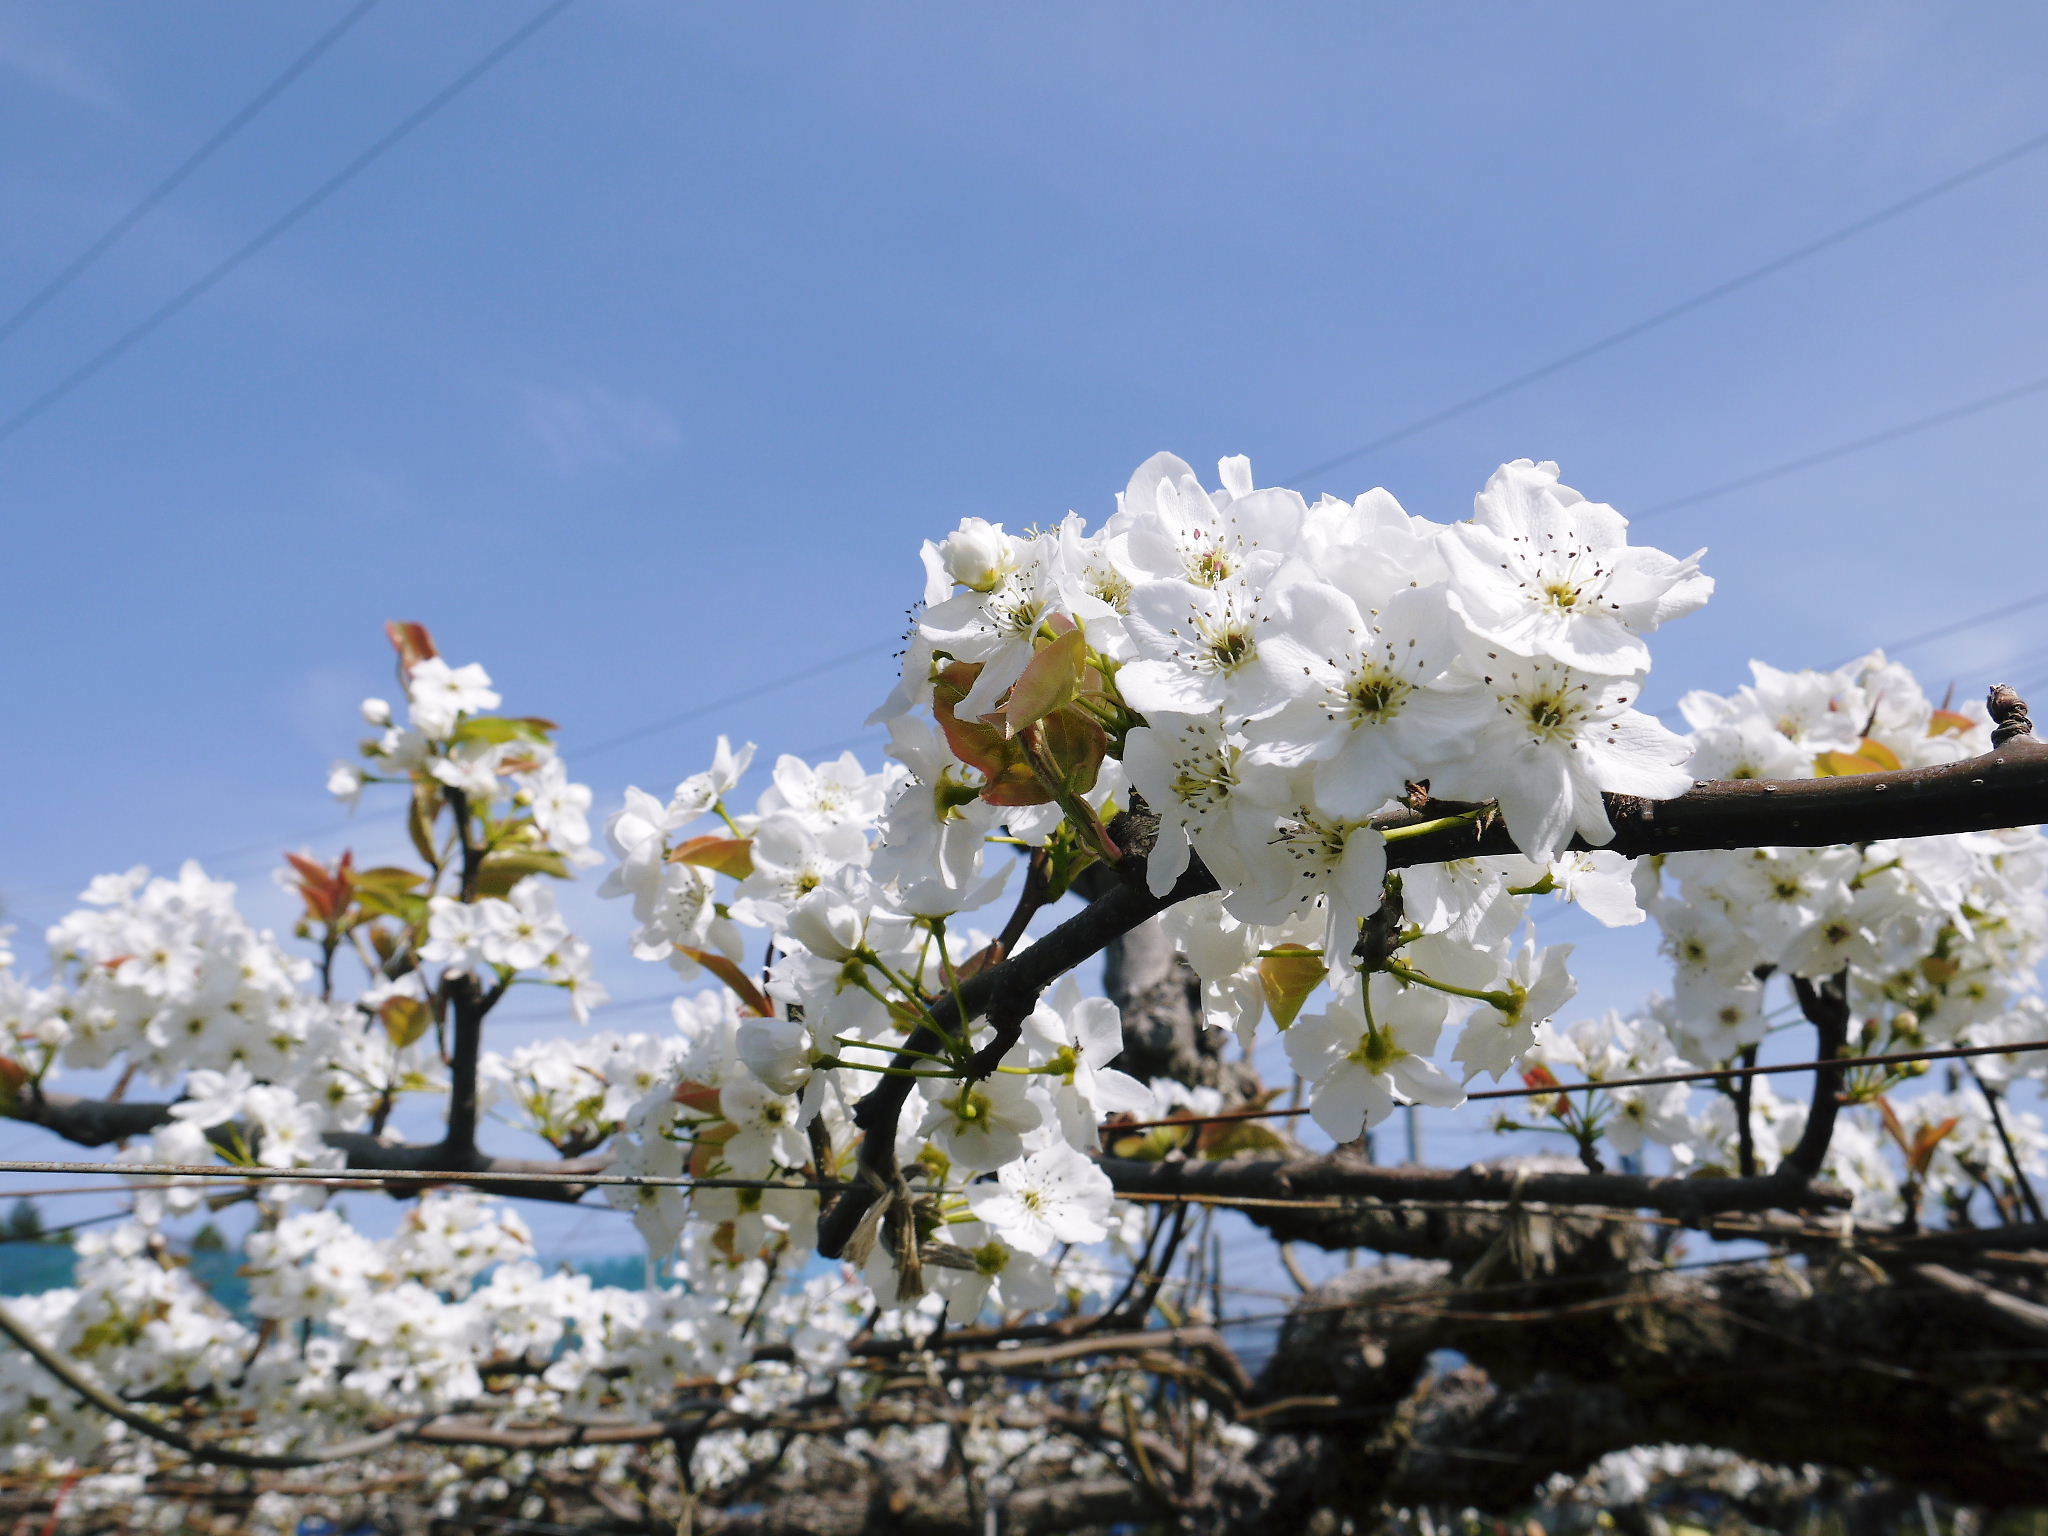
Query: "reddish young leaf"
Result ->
[[932, 662, 1050, 805], [1875, 1096, 1910, 1156], [954, 943, 1005, 982], [0, 1056, 27, 1115], [673, 1080, 722, 1115], [285, 850, 356, 925], [998, 626, 1088, 736], [669, 835, 755, 879], [1909, 1115, 1961, 1176], [384, 620, 439, 676], [679, 948, 774, 1017]]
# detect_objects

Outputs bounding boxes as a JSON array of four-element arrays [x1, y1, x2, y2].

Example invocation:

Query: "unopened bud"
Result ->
[[938, 518, 1013, 592], [361, 697, 393, 727]]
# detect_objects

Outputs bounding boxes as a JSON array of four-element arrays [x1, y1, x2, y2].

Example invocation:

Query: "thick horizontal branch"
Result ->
[[1099, 1151, 1851, 1237], [1907, 1262, 2048, 1343], [6, 1090, 602, 1204], [19, 729, 2048, 1260], [1380, 732, 2048, 867]]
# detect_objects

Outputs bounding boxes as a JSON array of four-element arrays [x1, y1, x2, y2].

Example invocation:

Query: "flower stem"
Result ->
[[1383, 960, 1516, 1013], [1383, 805, 1487, 843]]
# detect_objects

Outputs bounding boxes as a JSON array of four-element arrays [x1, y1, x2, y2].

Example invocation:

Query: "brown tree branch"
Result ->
[[1782, 970, 1851, 1181], [1908, 1262, 2048, 1343], [0, 1297, 460, 1471], [4, 1087, 605, 1204], [1100, 1150, 1851, 1236]]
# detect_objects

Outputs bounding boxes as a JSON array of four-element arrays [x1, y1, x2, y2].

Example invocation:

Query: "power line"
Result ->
[[0, 0, 574, 450], [1846, 590, 2048, 669], [0, 0, 384, 349], [1103, 1036, 2048, 1135], [578, 641, 898, 758], [0, 1158, 869, 1195], [5, 653, 889, 904], [1284, 123, 2048, 483], [1635, 373, 2048, 519]]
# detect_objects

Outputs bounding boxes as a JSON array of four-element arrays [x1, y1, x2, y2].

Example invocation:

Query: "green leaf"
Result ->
[[407, 783, 442, 865], [1102, 1124, 1193, 1162], [1034, 709, 1107, 798], [452, 715, 557, 747], [1928, 709, 1976, 738], [1199, 1120, 1291, 1158], [1815, 736, 1903, 777], [474, 848, 570, 897], [1258, 946, 1328, 1029], [379, 996, 432, 1050], [999, 627, 1087, 736], [355, 887, 427, 925], [354, 866, 424, 897]]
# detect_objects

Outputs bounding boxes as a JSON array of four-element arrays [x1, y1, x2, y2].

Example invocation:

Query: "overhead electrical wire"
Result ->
[[1, 1036, 2042, 1199], [0, 0, 385, 348], [1101, 1036, 2048, 1137], [0, 0, 575, 450], [1283, 122, 2048, 483], [1635, 373, 2048, 520]]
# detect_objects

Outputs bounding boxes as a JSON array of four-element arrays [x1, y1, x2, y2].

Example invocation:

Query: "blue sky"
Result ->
[[2, 3, 2047, 1252]]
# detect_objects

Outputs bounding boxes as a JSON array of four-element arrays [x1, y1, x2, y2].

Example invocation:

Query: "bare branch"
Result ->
[[0, 1298, 455, 1470], [1781, 970, 1851, 1181], [4, 1088, 605, 1204], [1100, 1150, 1851, 1239]]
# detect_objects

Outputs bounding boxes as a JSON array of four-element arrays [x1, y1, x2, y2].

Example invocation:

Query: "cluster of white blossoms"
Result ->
[[575, 454, 1711, 1300], [1651, 653, 2047, 1055], [1510, 653, 2048, 1215], [478, 1028, 684, 1156], [3, 454, 2046, 1527], [0, 641, 1146, 1513], [28, 864, 327, 1081], [0, 864, 405, 1194], [855, 455, 1701, 1141]]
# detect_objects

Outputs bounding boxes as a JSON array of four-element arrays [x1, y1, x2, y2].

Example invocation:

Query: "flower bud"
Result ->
[[787, 889, 863, 961], [937, 518, 1013, 592], [737, 1016, 814, 1096], [326, 762, 364, 805], [361, 697, 393, 727]]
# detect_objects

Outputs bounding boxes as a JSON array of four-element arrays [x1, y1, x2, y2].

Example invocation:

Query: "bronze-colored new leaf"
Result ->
[[669, 835, 755, 879], [1258, 945, 1328, 1029]]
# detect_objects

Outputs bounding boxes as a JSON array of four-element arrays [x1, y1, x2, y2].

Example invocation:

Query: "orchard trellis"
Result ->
[[7, 453, 2048, 1532]]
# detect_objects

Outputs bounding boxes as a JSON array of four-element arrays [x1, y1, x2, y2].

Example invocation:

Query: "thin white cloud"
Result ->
[[0, 12, 128, 117], [519, 382, 682, 476]]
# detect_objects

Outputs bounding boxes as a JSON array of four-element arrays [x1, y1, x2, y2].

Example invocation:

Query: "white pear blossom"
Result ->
[[1285, 975, 1463, 1140], [966, 1142, 1114, 1256]]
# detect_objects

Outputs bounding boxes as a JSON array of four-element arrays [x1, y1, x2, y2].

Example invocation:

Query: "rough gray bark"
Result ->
[[1102, 1147, 1852, 1225], [688, 1474, 1153, 1535], [1246, 1231, 2048, 1512], [1102, 915, 1264, 1099]]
